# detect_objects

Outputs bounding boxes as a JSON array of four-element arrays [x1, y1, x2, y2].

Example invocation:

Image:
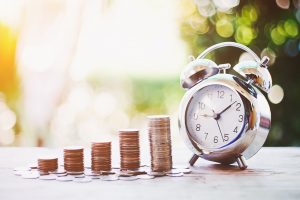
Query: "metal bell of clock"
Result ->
[[178, 42, 272, 170]]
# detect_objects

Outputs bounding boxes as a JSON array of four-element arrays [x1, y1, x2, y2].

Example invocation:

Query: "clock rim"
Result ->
[[184, 84, 247, 150]]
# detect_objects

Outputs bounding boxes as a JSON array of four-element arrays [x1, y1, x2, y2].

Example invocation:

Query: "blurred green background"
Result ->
[[0, 0, 299, 147]]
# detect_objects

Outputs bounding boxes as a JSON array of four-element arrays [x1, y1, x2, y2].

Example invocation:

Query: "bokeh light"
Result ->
[[0, 129, 15, 145], [276, 0, 290, 9], [194, 0, 216, 17], [212, 0, 240, 12], [284, 39, 299, 56], [271, 27, 286, 45], [188, 13, 210, 34], [216, 18, 234, 38], [284, 19, 299, 37], [261, 48, 276, 66], [268, 85, 284, 104], [235, 25, 255, 45]]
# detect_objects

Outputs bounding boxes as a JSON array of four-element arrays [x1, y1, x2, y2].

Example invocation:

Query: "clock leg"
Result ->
[[189, 154, 199, 166], [236, 155, 248, 170]]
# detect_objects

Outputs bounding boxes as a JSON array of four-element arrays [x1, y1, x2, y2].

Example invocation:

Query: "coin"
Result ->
[[166, 172, 184, 177], [38, 156, 58, 174], [100, 175, 119, 181], [64, 146, 84, 174], [119, 129, 140, 170], [148, 171, 166, 177], [148, 115, 173, 172], [14, 167, 31, 171], [91, 142, 112, 172], [39, 174, 57, 180], [56, 175, 74, 182], [73, 177, 92, 183], [22, 171, 40, 179], [137, 174, 155, 180], [119, 176, 138, 181]]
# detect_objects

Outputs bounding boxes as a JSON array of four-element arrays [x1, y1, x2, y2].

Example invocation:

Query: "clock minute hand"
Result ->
[[217, 101, 237, 117]]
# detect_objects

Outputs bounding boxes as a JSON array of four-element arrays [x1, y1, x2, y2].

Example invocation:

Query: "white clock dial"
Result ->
[[186, 84, 245, 149]]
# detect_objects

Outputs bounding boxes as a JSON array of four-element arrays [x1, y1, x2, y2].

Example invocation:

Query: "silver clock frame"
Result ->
[[178, 42, 272, 169], [179, 74, 271, 169]]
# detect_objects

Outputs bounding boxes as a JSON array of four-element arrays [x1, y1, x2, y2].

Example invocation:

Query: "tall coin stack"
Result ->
[[38, 156, 58, 174], [91, 142, 111, 172], [148, 115, 173, 172], [64, 146, 84, 174], [119, 129, 140, 170]]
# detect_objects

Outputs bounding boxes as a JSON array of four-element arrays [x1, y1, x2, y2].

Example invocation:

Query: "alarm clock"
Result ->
[[178, 42, 272, 170]]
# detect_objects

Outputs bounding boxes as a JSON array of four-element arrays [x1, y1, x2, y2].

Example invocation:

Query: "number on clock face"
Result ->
[[186, 84, 245, 149]]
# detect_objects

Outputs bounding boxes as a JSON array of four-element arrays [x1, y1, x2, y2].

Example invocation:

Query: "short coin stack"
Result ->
[[148, 115, 173, 172], [38, 156, 58, 174], [64, 146, 84, 175], [91, 142, 112, 172], [119, 129, 140, 170]]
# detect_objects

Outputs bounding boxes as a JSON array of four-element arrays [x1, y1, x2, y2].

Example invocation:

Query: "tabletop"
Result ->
[[0, 147, 300, 200]]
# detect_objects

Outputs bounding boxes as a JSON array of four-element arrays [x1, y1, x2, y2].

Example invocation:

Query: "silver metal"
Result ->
[[197, 42, 261, 62], [178, 74, 271, 165], [189, 154, 200, 166], [233, 60, 272, 93], [180, 59, 219, 89], [218, 63, 231, 74], [236, 155, 248, 170]]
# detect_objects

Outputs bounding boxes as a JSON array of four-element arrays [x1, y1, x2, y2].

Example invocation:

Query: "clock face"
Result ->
[[186, 84, 245, 149]]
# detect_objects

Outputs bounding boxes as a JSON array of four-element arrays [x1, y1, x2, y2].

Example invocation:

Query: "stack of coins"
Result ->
[[38, 156, 58, 174], [63, 146, 84, 174], [119, 129, 140, 170], [91, 142, 111, 172], [148, 115, 172, 172]]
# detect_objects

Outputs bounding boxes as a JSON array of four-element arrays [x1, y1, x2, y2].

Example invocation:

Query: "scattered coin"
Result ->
[[100, 175, 119, 181], [148, 171, 166, 177], [39, 174, 57, 180], [178, 168, 192, 174], [137, 174, 155, 180], [119, 176, 138, 181], [56, 175, 74, 182], [166, 172, 184, 177], [22, 171, 40, 179], [73, 177, 92, 183], [14, 167, 31, 171], [49, 168, 66, 174], [14, 170, 28, 176], [38, 156, 58, 174]]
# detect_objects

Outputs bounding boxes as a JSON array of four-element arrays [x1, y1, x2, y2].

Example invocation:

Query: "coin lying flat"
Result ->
[[39, 174, 57, 180], [119, 176, 138, 181], [22, 171, 40, 179], [166, 172, 184, 177], [148, 171, 166, 177], [56, 175, 74, 182], [14, 167, 31, 171], [137, 174, 155, 180], [73, 177, 92, 183], [100, 175, 119, 181]]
